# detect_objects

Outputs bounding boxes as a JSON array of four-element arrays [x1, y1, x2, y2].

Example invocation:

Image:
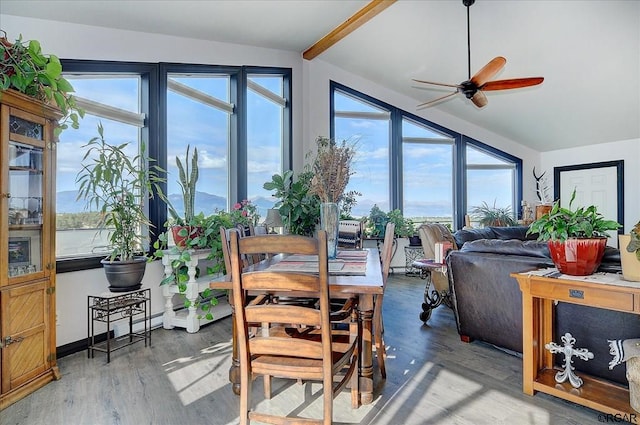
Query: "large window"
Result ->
[[58, 65, 149, 262], [330, 81, 522, 230], [246, 71, 289, 214], [333, 90, 390, 215], [57, 61, 291, 271], [402, 118, 454, 224], [465, 142, 518, 226], [166, 72, 232, 215]]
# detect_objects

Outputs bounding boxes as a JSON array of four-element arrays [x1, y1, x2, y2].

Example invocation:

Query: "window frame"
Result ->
[[330, 80, 522, 230], [57, 60, 291, 273]]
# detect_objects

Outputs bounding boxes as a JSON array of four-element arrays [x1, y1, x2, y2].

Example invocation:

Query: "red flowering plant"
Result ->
[[232, 199, 259, 227]]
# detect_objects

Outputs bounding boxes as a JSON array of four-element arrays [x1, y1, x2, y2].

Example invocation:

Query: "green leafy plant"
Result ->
[[364, 204, 388, 238], [386, 209, 415, 237], [626, 221, 640, 261], [151, 211, 239, 321], [339, 189, 362, 219], [263, 169, 320, 236], [527, 189, 620, 242], [364, 206, 415, 238], [470, 201, 516, 227], [76, 123, 165, 261], [166, 145, 198, 226], [0, 32, 83, 135]]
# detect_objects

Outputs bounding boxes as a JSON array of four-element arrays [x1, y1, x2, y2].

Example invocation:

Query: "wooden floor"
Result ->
[[3, 274, 604, 425]]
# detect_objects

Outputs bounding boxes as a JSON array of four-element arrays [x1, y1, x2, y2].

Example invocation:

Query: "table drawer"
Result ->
[[530, 281, 634, 312]]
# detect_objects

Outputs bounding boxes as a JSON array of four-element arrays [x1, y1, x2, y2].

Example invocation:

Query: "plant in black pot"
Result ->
[[76, 123, 165, 291], [527, 189, 620, 276]]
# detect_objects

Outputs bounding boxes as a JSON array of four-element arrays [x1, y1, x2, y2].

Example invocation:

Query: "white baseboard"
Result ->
[[113, 313, 163, 338]]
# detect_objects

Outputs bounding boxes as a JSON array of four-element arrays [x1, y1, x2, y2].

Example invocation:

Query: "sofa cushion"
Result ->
[[489, 225, 537, 241], [459, 239, 551, 258], [453, 227, 496, 248]]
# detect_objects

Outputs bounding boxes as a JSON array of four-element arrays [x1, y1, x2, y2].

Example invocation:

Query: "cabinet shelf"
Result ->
[[9, 224, 42, 231], [9, 166, 42, 174]]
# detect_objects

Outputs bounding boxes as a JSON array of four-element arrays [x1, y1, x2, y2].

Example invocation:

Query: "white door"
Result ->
[[559, 166, 619, 247]]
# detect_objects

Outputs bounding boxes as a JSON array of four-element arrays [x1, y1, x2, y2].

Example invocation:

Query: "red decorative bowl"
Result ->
[[547, 238, 607, 276]]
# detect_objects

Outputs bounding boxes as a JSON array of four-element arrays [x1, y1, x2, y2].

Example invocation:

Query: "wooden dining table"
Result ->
[[210, 248, 384, 406]]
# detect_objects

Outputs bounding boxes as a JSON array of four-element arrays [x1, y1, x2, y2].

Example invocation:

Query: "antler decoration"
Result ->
[[533, 167, 548, 203]]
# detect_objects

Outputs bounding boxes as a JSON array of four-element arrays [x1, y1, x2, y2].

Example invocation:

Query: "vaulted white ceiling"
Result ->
[[2, 0, 639, 152]]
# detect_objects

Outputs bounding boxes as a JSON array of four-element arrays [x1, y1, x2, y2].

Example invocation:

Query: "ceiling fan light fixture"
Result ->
[[413, 0, 543, 109]]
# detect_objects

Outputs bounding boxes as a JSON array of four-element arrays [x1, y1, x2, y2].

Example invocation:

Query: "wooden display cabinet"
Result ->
[[0, 90, 61, 410]]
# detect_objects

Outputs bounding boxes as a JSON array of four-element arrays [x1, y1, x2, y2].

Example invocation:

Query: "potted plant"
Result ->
[[263, 169, 320, 236], [165, 145, 200, 247], [0, 31, 83, 135], [386, 209, 416, 239], [527, 189, 621, 276], [307, 136, 357, 258], [76, 123, 165, 291], [470, 201, 516, 227], [620, 220, 640, 281], [364, 204, 389, 238]]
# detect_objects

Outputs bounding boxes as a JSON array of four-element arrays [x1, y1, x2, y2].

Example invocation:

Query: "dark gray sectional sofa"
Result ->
[[446, 226, 632, 386]]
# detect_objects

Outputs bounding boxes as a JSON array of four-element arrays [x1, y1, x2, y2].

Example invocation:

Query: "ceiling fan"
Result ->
[[413, 0, 544, 109]]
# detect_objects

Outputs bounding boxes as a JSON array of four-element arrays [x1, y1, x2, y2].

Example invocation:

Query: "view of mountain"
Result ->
[[58, 190, 450, 220], [57, 190, 277, 217]]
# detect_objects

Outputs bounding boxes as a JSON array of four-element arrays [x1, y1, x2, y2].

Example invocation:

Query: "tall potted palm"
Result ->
[[76, 123, 165, 291]]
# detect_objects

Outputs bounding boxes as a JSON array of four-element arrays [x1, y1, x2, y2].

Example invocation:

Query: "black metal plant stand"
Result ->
[[87, 288, 151, 363]]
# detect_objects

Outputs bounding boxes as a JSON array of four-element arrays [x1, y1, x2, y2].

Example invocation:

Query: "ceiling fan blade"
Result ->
[[470, 91, 488, 108], [417, 91, 458, 109], [412, 79, 461, 89], [470, 56, 506, 87], [481, 77, 544, 91]]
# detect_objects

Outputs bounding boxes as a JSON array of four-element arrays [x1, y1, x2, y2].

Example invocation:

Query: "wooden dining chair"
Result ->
[[229, 230, 359, 425], [374, 221, 395, 379]]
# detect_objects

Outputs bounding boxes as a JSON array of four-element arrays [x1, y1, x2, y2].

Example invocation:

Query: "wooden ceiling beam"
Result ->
[[302, 0, 397, 61]]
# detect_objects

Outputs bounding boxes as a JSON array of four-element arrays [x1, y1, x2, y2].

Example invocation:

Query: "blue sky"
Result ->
[[58, 76, 513, 222]]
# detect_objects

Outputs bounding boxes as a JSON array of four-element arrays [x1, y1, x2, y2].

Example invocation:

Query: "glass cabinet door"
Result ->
[[6, 114, 46, 281]]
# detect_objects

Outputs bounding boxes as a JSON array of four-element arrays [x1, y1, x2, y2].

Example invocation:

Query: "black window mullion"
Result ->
[[391, 109, 402, 211], [234, 68, 246, 205]]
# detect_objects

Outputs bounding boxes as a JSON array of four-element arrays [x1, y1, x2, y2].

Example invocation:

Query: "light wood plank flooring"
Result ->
[[3, 274, 606, 424]]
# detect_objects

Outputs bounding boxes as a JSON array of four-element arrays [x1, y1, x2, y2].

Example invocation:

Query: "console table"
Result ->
[[513, 270, 638, 416], [87, 288, 151, 363]]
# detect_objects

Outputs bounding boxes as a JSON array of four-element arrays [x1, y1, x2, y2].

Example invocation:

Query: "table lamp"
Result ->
[[263, 209, 284, 234]]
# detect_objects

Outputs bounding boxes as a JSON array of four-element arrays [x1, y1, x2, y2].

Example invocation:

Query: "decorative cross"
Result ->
[[545, 332, 594, 388]]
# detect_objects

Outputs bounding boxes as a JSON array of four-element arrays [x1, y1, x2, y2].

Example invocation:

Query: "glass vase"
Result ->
[[320, 202, 339, 259]]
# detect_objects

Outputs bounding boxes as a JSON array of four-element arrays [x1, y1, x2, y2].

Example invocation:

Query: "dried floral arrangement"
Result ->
[[309, 136, 357, 203]]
